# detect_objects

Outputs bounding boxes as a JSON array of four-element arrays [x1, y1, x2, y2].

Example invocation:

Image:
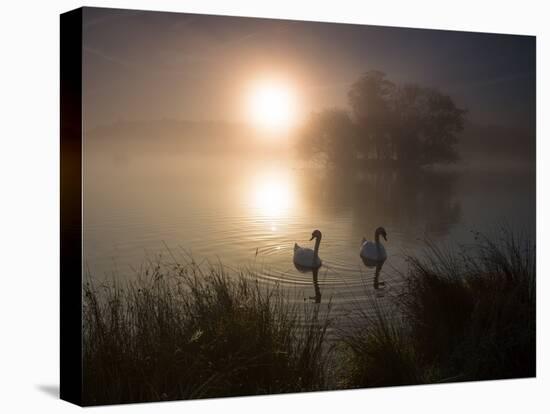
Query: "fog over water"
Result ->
[[84, 126, 535, 323]]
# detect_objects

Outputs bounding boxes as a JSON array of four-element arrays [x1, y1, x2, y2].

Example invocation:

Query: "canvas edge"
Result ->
[[60, 6, 84, 407]]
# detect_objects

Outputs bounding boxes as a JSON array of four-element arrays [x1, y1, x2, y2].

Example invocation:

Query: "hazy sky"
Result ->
[[83, 7, 535, 130]]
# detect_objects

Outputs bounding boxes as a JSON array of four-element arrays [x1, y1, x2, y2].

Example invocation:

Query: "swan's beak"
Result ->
[[383, 234, 388, 241], [310, 235, 315, 241]]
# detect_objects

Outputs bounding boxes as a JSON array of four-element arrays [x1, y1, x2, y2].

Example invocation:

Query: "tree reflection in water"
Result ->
[[299, 167, 462, 241]]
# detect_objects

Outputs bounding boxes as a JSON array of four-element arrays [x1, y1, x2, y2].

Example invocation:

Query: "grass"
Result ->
[[83, 229, 536, 404], [339, 228, 535, 388], [83, 260, 332, 405], [337, 301, 423, 388]]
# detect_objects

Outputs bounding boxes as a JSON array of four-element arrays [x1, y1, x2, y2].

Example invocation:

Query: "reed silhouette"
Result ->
[[83, 261, 332, 405], [340, 227, 535, 388]]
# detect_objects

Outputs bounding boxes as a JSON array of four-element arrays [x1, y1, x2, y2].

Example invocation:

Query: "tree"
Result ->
[[389, 84, 466, 165], [299, 109, 358, 168], [348, 70, 395, 161], [297, 71, 466, 169], [420, 88, 466, 165], [390, 84, 425, 164]]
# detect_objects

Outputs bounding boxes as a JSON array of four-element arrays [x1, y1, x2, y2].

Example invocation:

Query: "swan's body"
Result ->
[[293, 245, 322, 268], [293, 230, 323, 269], [360, 227, 388, 262], [360, 241, 387, 262]]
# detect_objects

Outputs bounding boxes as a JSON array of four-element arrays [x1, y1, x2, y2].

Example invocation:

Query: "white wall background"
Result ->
[[0, 0, 547, 412]]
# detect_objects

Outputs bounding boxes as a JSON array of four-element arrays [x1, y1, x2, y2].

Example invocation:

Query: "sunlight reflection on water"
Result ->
[[249, 168, 296, 219]]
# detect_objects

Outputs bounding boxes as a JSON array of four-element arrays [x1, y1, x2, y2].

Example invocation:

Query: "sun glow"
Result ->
[[248, 80, 299, 131], [250, 170, 295, 219]]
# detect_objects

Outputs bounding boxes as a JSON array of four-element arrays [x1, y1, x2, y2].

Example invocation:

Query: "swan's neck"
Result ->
[[375, 234, 383, 256], [313, 237, 321, 259]]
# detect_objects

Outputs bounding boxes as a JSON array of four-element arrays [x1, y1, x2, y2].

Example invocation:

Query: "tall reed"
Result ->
[[340, 228, 535, 388], [83, 261, 332, 405]]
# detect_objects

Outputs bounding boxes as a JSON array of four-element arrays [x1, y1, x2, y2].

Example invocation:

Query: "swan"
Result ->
[[360, 227, 388, 263], [294, 230, 323, 269]]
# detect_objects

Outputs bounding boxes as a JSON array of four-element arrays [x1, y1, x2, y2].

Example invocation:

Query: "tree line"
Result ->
[[299, 70, 466, 169]]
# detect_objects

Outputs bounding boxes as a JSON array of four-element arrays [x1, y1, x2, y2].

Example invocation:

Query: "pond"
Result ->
[[84, 150, 535, 322]]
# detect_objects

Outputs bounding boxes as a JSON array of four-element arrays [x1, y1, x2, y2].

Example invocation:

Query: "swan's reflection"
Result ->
[[293, 263, 322, 303], [361, 257, 386, 290]]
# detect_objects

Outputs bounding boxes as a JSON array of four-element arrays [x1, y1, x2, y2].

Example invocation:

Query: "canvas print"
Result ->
[[65, 6, 536, 406]]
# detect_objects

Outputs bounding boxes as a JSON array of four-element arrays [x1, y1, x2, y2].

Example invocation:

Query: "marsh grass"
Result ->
[[337, 300, 423, 388], [339, 228, 535, 388], [83, 260, 332, 405], [83, 229, 535, 403]]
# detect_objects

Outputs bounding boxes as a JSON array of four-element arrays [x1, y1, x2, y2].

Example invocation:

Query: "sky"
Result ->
[[83, 7, 536, 131]]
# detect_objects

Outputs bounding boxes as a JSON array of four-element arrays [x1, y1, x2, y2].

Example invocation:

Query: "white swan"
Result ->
[[360, 227, 388, 263], [294, 230, 323, 269]]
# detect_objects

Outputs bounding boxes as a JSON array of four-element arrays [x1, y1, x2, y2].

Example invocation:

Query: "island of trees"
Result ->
[[298, 70, 467, 170]]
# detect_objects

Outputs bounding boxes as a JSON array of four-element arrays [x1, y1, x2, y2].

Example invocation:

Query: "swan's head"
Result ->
[[375, 227, 387, 241], [310, 229, 322, 241]]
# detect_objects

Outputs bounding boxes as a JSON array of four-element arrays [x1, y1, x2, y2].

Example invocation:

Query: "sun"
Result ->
[[248, 80, 298, 131]]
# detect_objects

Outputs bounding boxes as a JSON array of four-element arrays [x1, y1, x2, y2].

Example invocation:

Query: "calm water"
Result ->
[[84, 151, 535, 320]]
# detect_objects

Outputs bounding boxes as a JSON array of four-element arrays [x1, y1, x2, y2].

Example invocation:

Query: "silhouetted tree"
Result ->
[[391, 84, 465, 165], [298, 70, 466, 169], [348, 70, 395, 161], [420, 88, 466, 165], [389, 84, 423, 164], [299, 109, 358, 168]]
